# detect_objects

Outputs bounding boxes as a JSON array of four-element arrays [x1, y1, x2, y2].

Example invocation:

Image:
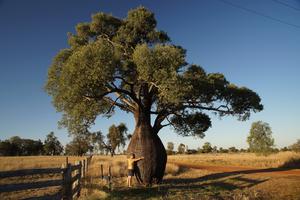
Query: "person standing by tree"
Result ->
[[127, 153, 144, 187]]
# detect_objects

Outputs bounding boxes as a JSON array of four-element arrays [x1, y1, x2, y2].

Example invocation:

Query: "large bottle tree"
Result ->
[[45, 7, 263, 184]]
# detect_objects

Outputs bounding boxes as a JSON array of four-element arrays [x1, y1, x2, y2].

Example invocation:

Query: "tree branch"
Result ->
[[103, 97, 133, 112], [182, 103, 233, 114]]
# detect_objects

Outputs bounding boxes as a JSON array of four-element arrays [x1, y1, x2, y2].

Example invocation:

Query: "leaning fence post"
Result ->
[[62, 163, 72, 200], [100, 164, 103, 179]]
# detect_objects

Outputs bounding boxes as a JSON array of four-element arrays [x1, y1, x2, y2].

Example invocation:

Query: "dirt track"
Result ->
[[169, 161, 300, 176]]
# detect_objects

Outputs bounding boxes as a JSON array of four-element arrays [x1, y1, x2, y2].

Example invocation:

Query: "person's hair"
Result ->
[[130, 153, 135, 158]]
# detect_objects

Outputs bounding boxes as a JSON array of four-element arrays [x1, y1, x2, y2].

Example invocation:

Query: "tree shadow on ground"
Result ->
[[163, 161, 300, 185], [280, 158, 300, 169], [94, 160, 300, 199], [106, 167, 274, 199]]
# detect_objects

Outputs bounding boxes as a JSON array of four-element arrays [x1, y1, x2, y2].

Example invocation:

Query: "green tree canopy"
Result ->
[[167, 142, 174, 155], [45, 6, 263, 184], [45, 6, 263, 137], [290, 139, 300, 152], [93, 123, 128, 156], [202, 142, 213, 153], [44, 132, 63, 155], [167, 142, 174, 151], [177, 143, 185, 154], [65, 133, 95, 156], [247, 121, 275, 156], [0, 136, 43, 156]]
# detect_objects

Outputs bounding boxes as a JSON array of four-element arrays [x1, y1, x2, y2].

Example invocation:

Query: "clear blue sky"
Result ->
[[0, 0, 299, 149]]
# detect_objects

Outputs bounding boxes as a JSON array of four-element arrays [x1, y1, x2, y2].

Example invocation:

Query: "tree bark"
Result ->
[[127, 111, 167, 185]]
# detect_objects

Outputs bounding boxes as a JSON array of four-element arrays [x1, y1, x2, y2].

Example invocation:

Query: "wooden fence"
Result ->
[[0, 156, 92, 200]]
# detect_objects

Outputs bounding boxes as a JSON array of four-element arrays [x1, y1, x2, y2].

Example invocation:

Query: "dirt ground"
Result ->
[[165, 161, 300, 200]]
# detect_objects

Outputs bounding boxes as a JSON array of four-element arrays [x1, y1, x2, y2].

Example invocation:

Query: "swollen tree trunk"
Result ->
[[127, 111, 167, 185]]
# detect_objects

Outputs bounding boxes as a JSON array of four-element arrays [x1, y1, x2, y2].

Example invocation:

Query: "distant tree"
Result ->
[[167, 142, 174, 155], [44, 132, 63, 155], [290, 139, 300, 152], [177, 143, 185, 154], [92, 123, 129, 156], [247, 121, 275, 156], [212, 146, 218, 153], [9, 136, 23, 156], [186, 149, 198, 154], [185, 145, 189, 153], [219, 147, 229, 153], [107, 123, 128, 155], [280, 146, 289, 152], [65, 132, 96, 156], [22, 139, 44, 155], [202, 142, 213, 153], [239, 148, 247, 153], [0, 140, 13, 156], [272, 148, 279, 153], [0, 137, 43, 156], [228, 146, 239, 153]]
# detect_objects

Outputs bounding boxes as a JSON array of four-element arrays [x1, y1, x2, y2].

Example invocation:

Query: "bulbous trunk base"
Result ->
[[127, 122, 167, 185]]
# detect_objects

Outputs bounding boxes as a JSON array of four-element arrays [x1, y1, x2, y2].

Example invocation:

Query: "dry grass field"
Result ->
[[1, 152, 300, 199], [0, 156, 85, 171], [0, 156, 87, 200], [79, 152, 300, 200], [168, 151, 300, 168]]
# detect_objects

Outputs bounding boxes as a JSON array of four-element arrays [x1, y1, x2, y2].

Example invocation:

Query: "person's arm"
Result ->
[[134, 157, 144, 162]]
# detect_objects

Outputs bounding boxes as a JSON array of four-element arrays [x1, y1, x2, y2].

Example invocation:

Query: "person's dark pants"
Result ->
[[128, 169, 134, 176]]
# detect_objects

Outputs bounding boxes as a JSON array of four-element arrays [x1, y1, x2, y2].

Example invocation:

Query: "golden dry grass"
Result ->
[[168, 151, 300, 168], [1, 152, 300, 199], [0, 156, 89, 200], [79, 152, 300, 199], [0, 155, 86, 171]]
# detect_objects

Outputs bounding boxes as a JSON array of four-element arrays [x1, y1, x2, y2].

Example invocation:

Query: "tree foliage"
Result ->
[[247, 121, 275, 156], [94, 123, 129, 156], [44, 132, 64, 155], [177, 143, 185, 154], [45, 6, 263, 138], [228, 146, 239, 153], [65, 132, 95, 156], [167, 142, 174, 155], [0, 136, 43, 156], [290, 139, 300, 152], [202, 142, 213, 153]]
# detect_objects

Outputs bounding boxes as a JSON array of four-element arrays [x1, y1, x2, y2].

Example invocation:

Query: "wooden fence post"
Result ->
[[75, 161, 81, 198], [108, 165, 112, 190], [62, 163, 72, 200], [100, 164, 103, 179], [82, 160, 86, 178], [85, 158, 88, 173]]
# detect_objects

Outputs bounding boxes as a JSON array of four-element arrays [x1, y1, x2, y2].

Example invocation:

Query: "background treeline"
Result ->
[[0, 123, 130, 156], [0, 132, 63, 156], [168, 121, 300, 156], [167, 140, 300, 155], [1, 121, 300, 156]]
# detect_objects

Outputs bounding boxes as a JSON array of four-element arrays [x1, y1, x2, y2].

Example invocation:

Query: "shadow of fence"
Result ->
[[0, 156, 92, 200]]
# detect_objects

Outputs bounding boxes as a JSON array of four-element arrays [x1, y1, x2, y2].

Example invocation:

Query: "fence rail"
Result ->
[[0, 156, 92, 200]]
